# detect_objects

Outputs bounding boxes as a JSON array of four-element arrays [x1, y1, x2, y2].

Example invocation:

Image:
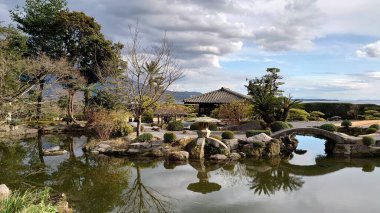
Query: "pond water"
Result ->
[[1, 134, 380, 213]]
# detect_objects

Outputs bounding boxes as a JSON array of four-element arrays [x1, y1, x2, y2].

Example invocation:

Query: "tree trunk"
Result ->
[[67, 90, 75, 123], [36, 80, 45, 127], [83, 88, 90, 115], [282, 108, 290, 122], [137, 114, 142, 136]]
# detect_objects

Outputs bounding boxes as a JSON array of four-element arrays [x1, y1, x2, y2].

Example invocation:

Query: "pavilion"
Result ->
[[183, 87, 250, 116]]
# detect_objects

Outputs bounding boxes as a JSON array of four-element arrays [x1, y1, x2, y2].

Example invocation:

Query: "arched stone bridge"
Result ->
[[271, 127, 360, 144]]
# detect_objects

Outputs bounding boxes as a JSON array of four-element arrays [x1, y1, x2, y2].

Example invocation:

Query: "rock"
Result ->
[[128, 142, 151, 150], [263, 139, 281, 157], [0, 184, 10, 200], [230, 152, 241, 160], [168, 151, 189, 161], [127, 148, 141, 154], [239, 152, 246, 158], [147, 148, 164, 157], [210, 154, 228, 161], [90, 150, 100, 154], [246, 133, 272, 143], [95, 143, 112, 153], [152, 126, 160, 131], [223, 139, 239, 150], [44, 146, 60, 152], [43, 149, 68, 156]]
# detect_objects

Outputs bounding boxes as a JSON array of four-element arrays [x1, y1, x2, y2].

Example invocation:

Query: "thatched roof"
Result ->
[[183, 87, 249, 104]]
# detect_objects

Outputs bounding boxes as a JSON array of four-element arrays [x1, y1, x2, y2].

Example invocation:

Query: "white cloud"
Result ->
[[356, 41, 380, 58]]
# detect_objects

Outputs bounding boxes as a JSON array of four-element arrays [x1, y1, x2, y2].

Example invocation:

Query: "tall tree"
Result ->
[[114, 26, 184, 136], [11, 0, 124, 120], [246, 68, 284, 124]]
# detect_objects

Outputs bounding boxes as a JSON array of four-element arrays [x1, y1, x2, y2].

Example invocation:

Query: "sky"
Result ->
[[1, 0, 380, 99]]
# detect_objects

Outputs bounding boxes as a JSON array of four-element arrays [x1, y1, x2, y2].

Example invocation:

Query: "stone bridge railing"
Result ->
[[271, 127, 359, 144]]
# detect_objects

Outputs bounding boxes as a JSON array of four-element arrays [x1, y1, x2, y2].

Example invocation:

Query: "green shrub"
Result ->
[[308, 111, 325, 121], [164, 132, 177, 143], [341, 120, 352, 128], [137, 133, 154, 142], [366, 128, 377, 134], [252, 141, 265, 148], [319, 124, 338, 132], [167, 121, 184, 131], [190, 122, 200, 130], [246, 130, 272, 138], [270, 121, 290, 132], [210, 135, 222, 141], [0, 187, 57, 213], [362, 136, 375, 146], [221, 131, 235, 139], [369, 124, 380, 130], [190, 122, 218, 131], [288, 108, 310, 121], [209, 123, 218, 131]]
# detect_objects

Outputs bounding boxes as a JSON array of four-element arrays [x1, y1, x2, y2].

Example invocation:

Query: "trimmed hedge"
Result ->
[[319, 124, 338, 132], [369, 124, 380, 130], [363, 136, 375, 146], [221, 131, 235, 139], [246, 130, 272, 138], [167, 121, 184, 131], [341, 120, 352, 128], [366, 128, 377, 134], [137, 133, 153, 142], [164, 132, 177, 143], [270, 121, 290, 132]]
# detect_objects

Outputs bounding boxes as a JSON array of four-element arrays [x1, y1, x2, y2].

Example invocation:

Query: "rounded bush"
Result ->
[[341, 120, 352, 128], [167, 121, 184, 131], [319, 124, 338, 132], [137, 133, 153, 142], [113, 123, 134, 137], [246, 130, 272, 138], [190, 122, 200, 130], [366, 128, 377, 134], [221, 131, 235, 139], [369, 124, 380, 130], [270, 121, 290, 132], [164, 132, 177, 143], [209, 123, 218, 131], [362, 136, 375, 146]]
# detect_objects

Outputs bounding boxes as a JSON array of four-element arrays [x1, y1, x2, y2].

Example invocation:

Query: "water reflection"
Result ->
[[187, 160, 222, 194], [2, 134, 380, 212], [117, 160, 175, 213]]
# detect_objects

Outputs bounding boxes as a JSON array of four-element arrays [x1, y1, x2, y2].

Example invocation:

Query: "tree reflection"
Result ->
[[52, 155, 131, 213], [117, 160, 176, 213]]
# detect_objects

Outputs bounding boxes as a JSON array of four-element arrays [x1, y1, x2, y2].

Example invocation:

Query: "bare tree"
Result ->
[[115, 26, 184, 135]]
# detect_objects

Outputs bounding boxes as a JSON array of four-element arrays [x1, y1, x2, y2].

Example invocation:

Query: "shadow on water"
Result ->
[[2, 134, 380, 212]]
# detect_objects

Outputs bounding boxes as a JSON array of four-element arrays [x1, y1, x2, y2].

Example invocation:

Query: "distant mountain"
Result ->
[[167, 91, 202, 103]]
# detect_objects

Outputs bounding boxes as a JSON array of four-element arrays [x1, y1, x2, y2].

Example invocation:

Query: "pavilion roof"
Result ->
[[183, 87, 250, 104]]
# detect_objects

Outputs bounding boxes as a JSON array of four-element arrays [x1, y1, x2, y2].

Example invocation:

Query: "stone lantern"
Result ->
[[186, 117, 230, 159]]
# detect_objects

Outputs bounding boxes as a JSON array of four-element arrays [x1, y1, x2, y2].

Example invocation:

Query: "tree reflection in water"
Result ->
[[117, 160, 176, 213], [217, 157, 304, 196]]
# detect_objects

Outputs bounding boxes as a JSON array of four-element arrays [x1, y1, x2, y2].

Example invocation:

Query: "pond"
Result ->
[[1, 134, 380, 213]]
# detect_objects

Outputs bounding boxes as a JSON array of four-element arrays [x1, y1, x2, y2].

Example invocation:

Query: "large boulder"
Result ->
[[210, 154, 228, 161], [263, 139, 281, 157], [246, 133, 272, 143], [230, 152, 242, 160], [0, 184, 10, 200], [168, 151, 189, 161]]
